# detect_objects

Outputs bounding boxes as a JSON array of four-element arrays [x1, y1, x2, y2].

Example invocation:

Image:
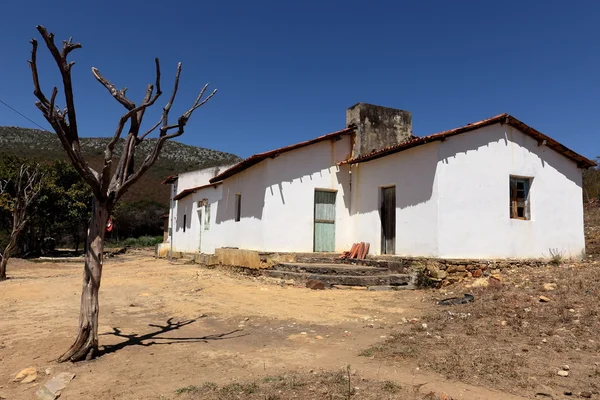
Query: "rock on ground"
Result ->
[[306, 279, 325, 290], [13, 367, 37, 383], [36, 372, 76, 400]]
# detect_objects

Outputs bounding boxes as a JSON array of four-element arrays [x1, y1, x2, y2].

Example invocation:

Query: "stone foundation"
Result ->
[[406, 257, 550, 285], [156, 246, 554, 286]]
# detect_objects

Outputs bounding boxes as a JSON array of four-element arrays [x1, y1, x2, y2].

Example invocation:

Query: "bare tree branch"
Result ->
[[91, 67, 135, 110], [36, 26, 80, 141], [115, 79, 217, 200], [29, 27, 102, 198], [99, 59, 164, 193], [0, 163, 43, 280], [61, 36, 81, 58], [49, 87, 58, 117], [29, 24, 217, 359], [162, 63, 182, 128], [139, 119, 162, 141]]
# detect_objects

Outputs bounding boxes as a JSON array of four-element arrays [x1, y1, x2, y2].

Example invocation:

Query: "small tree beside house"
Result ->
[[0, 161, 43, 281], [29, 25, 216, 362]]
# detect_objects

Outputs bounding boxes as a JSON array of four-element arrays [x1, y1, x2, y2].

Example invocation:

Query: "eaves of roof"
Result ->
[[173, 182, 222, 201], [209, 127, 355, 183], [339, 114, 596, 169]]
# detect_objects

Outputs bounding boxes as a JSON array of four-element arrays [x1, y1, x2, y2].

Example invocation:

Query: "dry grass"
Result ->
[[364, 263, 600, 397], [363, 204, 600, 398], [171, 369, 446, 400], [584, 203, 600, 258]]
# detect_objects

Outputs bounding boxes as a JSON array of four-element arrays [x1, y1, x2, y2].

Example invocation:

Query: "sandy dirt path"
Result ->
[[0, 250, 527, 400]]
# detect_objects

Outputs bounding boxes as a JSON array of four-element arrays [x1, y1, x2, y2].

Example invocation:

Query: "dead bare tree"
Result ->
[[0, 165, 42, 281], [29, 25, 216, 362]]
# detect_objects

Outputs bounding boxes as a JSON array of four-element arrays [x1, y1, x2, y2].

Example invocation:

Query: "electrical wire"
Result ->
[[0, 98, 48, 131]]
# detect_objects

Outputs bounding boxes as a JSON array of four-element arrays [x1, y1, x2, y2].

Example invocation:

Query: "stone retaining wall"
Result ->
[[405, 257, 550, 285], [157, 246, 554, 286]]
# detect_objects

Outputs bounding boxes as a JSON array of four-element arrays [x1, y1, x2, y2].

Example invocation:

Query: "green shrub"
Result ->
[[120, 236, 163, 248]]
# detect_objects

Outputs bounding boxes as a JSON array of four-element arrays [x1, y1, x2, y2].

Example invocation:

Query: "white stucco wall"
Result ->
[[350, 143, 441, 257], [212, 135, 353, 253], [168, 124, 585, 260], [352, 124, 585, 259], [435, 124, 584, 259], [171, 185, 223, 253], [176, 164, 237, 194], [166, 163, 235, 247]]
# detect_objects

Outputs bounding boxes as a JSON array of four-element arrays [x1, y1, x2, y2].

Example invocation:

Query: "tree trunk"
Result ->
[[73, 231, 80, 254], [0, 232, 19, 281], [58, 198, 109, 362], [0, 257, 7, 281]]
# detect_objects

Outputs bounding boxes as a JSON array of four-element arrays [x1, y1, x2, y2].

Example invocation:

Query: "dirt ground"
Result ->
[[0, 250, 534, 400], [366, 262, 600, 399]]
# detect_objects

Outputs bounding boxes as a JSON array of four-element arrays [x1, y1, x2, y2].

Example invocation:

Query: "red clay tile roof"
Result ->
[[209, 127, 355, 183], [161, 175, 178, 185], [339, 113, 596, 168], [173, 182, 222, 201]]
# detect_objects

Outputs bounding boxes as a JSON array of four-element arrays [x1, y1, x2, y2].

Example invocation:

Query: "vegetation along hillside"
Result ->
[[0, 126, 241, 206]]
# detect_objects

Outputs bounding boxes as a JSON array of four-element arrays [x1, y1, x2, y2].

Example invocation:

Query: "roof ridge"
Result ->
[[340, 113, 595, 168], [209, 127, 355, 183]]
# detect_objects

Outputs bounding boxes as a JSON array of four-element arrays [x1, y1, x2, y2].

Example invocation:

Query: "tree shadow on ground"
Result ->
[[98, 316, 247, 356]]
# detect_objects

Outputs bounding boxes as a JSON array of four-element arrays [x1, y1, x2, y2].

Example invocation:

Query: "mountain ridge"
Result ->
[[0, 126, 241, 206]]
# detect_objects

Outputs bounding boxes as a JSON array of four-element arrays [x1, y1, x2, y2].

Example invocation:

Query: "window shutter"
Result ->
[[510, 179, 518, 219]]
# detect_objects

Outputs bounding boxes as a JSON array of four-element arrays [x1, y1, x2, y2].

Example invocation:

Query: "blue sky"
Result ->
[[1, 0, 598, 160]]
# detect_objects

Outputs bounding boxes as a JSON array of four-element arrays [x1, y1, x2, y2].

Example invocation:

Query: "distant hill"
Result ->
[[0, 126, 241, 207]]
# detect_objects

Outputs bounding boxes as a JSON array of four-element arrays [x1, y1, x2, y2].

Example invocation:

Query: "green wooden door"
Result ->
[[314, 190, 336, 252]]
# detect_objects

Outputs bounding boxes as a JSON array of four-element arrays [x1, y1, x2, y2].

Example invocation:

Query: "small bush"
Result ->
[[121, 236, 163, 248], [548, 248, 565, 266], [202, 382, 218, 390], [382, 380, 401, 393], [174, 385, 200, 394]]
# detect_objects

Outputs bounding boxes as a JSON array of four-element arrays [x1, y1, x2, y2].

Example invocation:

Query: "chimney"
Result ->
[[346, 103, 412, 157]]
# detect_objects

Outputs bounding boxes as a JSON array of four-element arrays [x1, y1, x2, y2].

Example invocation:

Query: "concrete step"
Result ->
[[263, 270, 414, 287], [295, 255, 381, 267], [274, 262, 390, 276], [293, 256, 411, 273]]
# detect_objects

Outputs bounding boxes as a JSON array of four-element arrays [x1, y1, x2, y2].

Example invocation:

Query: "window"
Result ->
[[204, 203, 211, 230], [235, 194, 241, 222], [183, 214, 187, 232], [510, 177, 531, 220], [197, 199, 210, 230]]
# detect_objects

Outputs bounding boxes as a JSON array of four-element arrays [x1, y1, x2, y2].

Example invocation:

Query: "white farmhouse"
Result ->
[[163, 103, 595, 260]]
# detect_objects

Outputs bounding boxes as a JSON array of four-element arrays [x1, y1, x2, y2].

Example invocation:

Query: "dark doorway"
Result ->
[[380, 186, 396, 255]]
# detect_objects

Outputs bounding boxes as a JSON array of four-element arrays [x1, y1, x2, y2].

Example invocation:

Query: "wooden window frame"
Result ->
[[204, 202, 211, 230], [509, 176, 532, 220], [235, 193, 241, 222], [197, 199, 210, 231]]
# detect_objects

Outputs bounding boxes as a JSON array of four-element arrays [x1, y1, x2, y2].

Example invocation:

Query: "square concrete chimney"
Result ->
[[346, 103, 412, 157]]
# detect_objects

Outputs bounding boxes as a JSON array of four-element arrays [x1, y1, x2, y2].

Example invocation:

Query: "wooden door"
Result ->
[[380, 186, 396, 255], [314, 190, 336, 252]]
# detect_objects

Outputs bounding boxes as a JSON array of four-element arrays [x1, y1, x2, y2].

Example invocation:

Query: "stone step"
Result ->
[[293, 256, 410, 273], [294, 255, 380, 267], [274, 262, 391, 276], [263, 270, 414, 287]]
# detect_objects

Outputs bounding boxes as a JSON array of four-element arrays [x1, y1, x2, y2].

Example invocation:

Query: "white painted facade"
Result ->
[[212, 135, 353, 253], [176, 164, 236, 190], [167, 119, 589, 260], [350, 124, 585, 259], [172, 184, 224, 254], [165, 163, 236, 253]]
